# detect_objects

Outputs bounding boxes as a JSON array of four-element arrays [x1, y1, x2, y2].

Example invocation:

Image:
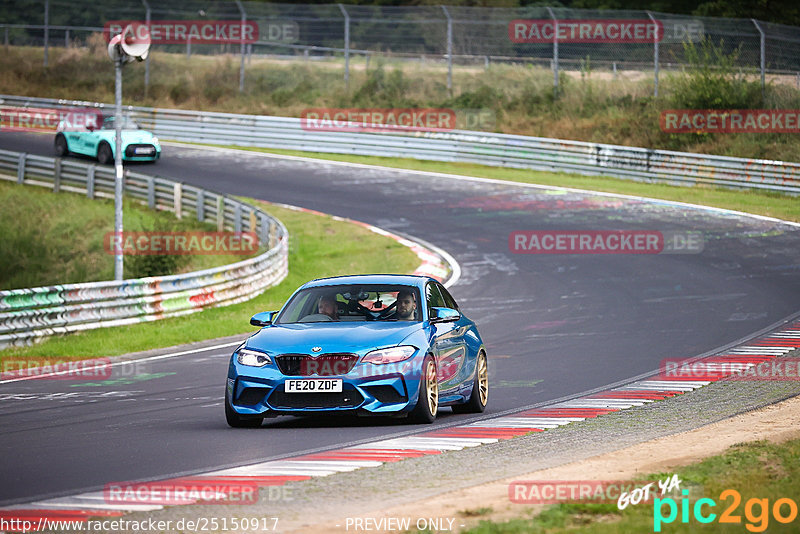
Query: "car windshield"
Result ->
[[101, 116, 140, 130], [275, 284, 422, 324]]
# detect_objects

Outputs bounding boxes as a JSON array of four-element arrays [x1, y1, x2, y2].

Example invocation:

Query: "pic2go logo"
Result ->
[[654, 489, 799, 532]]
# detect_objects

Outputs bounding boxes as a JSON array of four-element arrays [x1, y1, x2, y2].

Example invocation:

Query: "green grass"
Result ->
[[456, 438, 800, 533], [0, 201, 419, 361], [0, 179, 251, 289], [214, 145, 800, 224]]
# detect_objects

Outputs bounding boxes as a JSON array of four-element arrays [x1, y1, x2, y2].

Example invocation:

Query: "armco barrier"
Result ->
[[2, 94, 800, 194], [0, 149, 288, 347]]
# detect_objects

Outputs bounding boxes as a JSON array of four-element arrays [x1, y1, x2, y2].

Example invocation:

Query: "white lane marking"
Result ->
[[349, 438, 488, 450], [553, 400, 650, 408], [727, 347, 794, 355], [265, 460, 383, 468], [515, 416, 587, 423], [208, 467, 341, 477], [469, 417, 577, 427], [0, 341, 240, 385], [466, 421, 555, 429], [635, 380, 711, 388], [621, 386, 696, 393], [20, 499, 164, 512]]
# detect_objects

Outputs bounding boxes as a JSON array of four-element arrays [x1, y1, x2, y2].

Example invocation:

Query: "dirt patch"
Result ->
[[288, 393, 800, 533]]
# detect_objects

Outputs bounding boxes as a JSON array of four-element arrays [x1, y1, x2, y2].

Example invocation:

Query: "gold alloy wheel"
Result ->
[[477, 353, 488, 406], [426, 359, 438, 417]]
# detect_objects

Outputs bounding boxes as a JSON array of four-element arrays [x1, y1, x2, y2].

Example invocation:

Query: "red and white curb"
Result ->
[[3, 322, 799, 528]]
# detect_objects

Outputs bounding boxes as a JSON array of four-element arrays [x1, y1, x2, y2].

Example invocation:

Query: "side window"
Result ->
[[437, 283, 459, 311], [426, 282, 446, 316]]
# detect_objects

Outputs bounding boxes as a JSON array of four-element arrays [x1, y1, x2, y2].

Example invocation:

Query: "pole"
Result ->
[[751, 19, 766, 101], [235, 0, 246, 92], [546, 7, 558, 98], [338, 4, 350, 90], [647, 11, 659, 97], [114, 58, 124, 280], [43, 0, 49, 67], [441, 6, 453, 93], [142, 0, 150, 96]]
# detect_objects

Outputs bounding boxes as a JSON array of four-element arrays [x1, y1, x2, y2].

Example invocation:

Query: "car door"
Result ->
[[427, 282, 469, 398], [65, 129, 85, 155]]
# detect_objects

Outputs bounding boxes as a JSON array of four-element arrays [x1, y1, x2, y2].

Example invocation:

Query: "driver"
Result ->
[[318, 294, 339, 320], [394, 290, 417, 321]]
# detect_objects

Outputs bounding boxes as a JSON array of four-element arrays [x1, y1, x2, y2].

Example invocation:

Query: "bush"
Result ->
[[670, 38, 763, 110], [351, 64, 410, 106], [124, 219, 190, 279], [169, 80, 191, 104]]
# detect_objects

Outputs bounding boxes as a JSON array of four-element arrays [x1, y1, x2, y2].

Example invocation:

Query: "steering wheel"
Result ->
[[377, 302, 397, 320]]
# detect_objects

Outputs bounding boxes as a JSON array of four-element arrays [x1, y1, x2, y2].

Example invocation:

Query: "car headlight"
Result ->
[[151, 137, 159, 146], [237, 348, 272, 367], [362, 345, 416, 365]]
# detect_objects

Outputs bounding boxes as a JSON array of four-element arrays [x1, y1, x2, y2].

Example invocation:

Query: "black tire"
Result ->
[[225, 389, 263, 428], [452, 351, 488, 414], [97, 143, 113, 165], [54, 135, 69, 157], [409, 355, 438, 423]]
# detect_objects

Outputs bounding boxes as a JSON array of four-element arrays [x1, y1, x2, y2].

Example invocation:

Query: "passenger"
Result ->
[[394, 290, 417, 321], [318, 294, 339, 320]]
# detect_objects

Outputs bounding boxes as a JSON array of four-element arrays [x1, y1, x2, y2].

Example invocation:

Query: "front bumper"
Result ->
[[227, 355, 426, 417], [123, 143, 160, 161]]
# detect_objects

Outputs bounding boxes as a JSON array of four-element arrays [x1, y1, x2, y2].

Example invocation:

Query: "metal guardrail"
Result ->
[[0, 148, 289, 347], [3, 94, 797, 194]]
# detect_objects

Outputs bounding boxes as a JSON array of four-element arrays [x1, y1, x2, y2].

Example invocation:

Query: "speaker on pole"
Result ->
[[108, 22, 151, 63]]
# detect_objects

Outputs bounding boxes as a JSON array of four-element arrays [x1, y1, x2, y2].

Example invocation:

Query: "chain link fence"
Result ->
[[1, 1, 800, 94]]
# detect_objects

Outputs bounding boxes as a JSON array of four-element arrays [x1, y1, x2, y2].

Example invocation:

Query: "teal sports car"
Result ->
[[55, 115, 161, 164]]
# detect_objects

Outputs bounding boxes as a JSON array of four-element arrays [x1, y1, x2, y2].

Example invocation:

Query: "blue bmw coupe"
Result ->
[[225, 274, 488, 427]]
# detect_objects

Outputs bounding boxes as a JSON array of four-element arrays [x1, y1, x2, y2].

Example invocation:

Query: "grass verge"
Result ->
[[0, 201, 419, 361], [0, 179, 251, 289], [458, 437, 800, 533], [212, 145, 800, 224]]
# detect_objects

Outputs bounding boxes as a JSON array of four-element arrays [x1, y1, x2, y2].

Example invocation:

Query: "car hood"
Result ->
[[94, 130, 156, 143], [245, 322, 424, 355]]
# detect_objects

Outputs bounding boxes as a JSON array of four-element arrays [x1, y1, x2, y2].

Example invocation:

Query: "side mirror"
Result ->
[[430, 307, 460, 324], [250, 311, 277, 327]]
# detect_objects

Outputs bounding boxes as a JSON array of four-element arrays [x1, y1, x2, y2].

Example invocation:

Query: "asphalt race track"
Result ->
[[2, 131, 800, 506]]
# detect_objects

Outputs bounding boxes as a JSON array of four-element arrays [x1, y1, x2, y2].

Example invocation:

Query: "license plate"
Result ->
[[134, 147, 154, 155], [285, 379, 342, 393]]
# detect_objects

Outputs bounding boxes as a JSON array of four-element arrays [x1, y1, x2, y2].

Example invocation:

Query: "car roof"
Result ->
[[301, 274, 436, 289]]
